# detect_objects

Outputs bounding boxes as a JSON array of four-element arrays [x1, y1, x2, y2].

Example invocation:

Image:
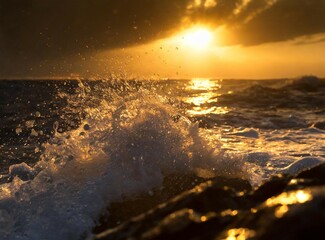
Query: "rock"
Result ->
[[93, 163, 325, 240], [217, 186, 325, 240], [313, 121, 325, 130], [93, 173, 210, 232], [294, 163, 325, 187], [248, 175, 290, 203]]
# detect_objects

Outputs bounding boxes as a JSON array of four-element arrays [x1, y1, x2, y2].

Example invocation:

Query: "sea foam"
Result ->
[[0, 84, 247, 240]]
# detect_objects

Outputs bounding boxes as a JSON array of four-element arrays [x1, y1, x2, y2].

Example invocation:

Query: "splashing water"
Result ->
[[1, 78, 324, 239], [0, 81, 249, 240]]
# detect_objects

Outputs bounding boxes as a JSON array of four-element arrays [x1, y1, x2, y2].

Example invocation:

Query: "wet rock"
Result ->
[[93, 163, 325, 240], [248, 175, 290, 203], [93, 173, 210, 231], [294, 163, 325, 186], [313, 121, 325, 130], [217, 186, 325, 240]]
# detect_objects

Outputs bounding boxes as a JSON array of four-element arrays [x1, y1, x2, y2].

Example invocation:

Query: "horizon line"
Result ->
[[0, 75, 323, 81]]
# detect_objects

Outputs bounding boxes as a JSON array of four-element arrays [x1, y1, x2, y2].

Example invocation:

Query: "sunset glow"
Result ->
[[181, 27, 213, 49], [1, 1, 325, 79], [0, 1, 325, 240]]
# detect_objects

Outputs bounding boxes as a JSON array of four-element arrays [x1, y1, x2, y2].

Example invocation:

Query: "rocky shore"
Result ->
[[93, 163, 325, 240]]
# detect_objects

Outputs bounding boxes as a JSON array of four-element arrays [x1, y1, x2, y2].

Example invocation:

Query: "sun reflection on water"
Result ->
[[187, 78, 218, 90], [185, 78, 229, 116]]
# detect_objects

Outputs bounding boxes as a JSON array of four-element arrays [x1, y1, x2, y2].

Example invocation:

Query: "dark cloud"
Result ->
[[227, 0, 325, 46], [0, 0, 324, 76], [0, 0, 188, 59], [0, 0, 191, 76], [185, 0, 241, 24], [185, 0, 325, 46]]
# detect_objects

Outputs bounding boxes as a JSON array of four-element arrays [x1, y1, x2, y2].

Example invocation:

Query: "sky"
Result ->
[[1, 0, 325, 79]]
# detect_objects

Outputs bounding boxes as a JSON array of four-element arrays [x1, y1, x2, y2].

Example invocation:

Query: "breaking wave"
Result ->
[[0, 81, 248, 240]]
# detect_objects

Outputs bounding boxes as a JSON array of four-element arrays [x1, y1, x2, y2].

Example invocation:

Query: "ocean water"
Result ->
[[0, 77, 324, 239]]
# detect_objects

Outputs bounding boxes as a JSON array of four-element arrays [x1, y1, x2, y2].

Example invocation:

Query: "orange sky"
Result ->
[[1, 0, 325, 79], [91, 31, 325, 79]]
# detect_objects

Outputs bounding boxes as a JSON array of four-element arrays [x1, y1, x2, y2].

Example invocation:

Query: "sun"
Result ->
[[164, 26, 215, 52], [181, 27, 213, 49]]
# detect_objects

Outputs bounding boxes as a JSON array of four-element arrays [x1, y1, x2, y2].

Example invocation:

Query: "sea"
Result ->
[[0, 76, 324, 239]]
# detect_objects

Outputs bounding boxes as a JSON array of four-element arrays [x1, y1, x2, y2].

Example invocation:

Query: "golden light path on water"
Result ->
[[185, 78, 229, 115]]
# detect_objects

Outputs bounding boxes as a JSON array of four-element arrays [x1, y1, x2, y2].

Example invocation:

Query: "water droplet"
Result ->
[[30, 129, 38, 136], [148, 190, 154, 196], [53, 121, 59, 132], [35, 111, 41, 117], [15, 127, 22, 135], [25, 120, 35, 129]]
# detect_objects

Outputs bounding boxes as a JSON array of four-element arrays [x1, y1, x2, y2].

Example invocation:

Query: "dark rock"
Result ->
[[313, 121, 325, 130], [295, 163, 325, 180], [94, 176, 251, 239], [94, 173, 210, 232], [292, 163, 325, 188], [216, 186, 325, 240], [93, 163, 325, 240], [249, 175, 290, 203]]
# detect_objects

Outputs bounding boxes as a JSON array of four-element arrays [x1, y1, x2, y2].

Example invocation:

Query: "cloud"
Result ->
[[0, 0, 324, 76], [184, 0, 325, 46], [0, 1, 188, 59], [0, 0, 192, 76], [226, 0, 325, 46]]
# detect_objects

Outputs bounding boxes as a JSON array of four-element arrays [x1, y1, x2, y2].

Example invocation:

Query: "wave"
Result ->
[[286, 75, 325, 92], [0, 79, 323, 239], [217, 76, 325, 110], [0, 82, 248, 240]]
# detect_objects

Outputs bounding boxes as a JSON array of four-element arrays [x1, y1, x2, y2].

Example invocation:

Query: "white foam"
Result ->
[[0, 89, 248, 240], [281, 157, 325, 175], [1, 80, 324, 239]]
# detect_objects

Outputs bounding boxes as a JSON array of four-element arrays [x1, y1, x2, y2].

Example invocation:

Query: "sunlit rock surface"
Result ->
[[94, 163, 325, 240]]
